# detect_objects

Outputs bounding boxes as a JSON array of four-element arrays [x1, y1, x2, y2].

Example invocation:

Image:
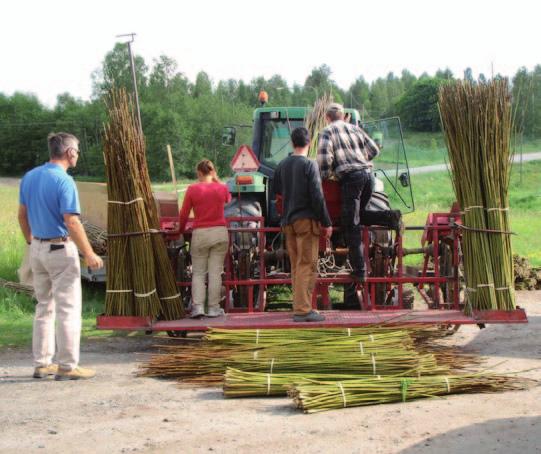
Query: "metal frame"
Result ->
[[96, 211, 527, 331]]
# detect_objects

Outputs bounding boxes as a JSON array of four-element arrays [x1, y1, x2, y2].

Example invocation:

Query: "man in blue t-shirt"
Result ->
[[18, 132, 103, 380]]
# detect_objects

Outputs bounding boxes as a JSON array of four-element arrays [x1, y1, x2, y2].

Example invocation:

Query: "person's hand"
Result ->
[[85, 252, 104, 270]]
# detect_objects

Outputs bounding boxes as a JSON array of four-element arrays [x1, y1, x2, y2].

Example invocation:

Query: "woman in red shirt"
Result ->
[[179, 159, 231, 318]]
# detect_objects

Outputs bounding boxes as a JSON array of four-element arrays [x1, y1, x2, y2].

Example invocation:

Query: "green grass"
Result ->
[[401, 161, 541, 266]]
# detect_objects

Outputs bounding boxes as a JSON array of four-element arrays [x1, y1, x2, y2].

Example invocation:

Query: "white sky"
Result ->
[[2, 0, 539, 107]]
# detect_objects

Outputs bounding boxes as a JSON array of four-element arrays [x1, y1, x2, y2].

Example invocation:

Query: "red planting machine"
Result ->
[[97, 104, 527, 333]]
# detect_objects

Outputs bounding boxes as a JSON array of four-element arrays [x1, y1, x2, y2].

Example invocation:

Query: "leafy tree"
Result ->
[[91, 42, 148, 99], [396, 78, 443, 131]]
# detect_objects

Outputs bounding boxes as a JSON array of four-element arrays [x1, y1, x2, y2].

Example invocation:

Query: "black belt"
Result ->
[[33, 236, 70, 243]]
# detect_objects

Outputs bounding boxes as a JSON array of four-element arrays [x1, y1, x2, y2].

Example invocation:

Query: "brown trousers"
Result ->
[[284, 219, 320, 315]]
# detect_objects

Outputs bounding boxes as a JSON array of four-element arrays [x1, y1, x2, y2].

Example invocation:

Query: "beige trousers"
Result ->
[[30, 240, 82, 370], [190, 226, 229, 311], [284, 219, 320, 315]]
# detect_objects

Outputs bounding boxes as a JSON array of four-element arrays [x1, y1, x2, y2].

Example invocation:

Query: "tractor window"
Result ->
[[260, 119, 305, 168]]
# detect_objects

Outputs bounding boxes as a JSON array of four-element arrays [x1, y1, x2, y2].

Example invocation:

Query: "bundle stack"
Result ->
[[288, 373, 534, 413], [103, 88, 183, 319], [305, 92, 333, 159], [439, 80, 515, 313], [82, 221, 107, 256], [513, 254, 541, 290], [141, 327, 478, 386]]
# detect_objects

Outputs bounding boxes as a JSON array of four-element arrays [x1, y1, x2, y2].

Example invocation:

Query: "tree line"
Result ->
[[1, 43, 539, 180]]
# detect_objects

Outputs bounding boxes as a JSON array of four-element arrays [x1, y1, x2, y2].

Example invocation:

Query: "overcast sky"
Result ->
[[2, 0, 539, 106]]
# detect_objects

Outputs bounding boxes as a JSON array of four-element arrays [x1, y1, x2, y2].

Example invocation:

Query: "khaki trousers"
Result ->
[[191, 226, 229, 311], [284, 219, 320, 315], [30, 240, 82, 370]]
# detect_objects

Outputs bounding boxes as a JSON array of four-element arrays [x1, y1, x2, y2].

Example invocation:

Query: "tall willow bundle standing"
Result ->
[[439, 80, 515, 313], [305, 92, 333, 159], [288, 373, 534, 413], [103, 88, 183, 319]]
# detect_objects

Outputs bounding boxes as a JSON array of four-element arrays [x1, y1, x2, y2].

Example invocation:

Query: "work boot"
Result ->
[[190, 305, 205, 318], [206, 307, 225, 317], [33, 364, 58, 379], [293, 310, 326, 323], [55, 366, 96, 381]]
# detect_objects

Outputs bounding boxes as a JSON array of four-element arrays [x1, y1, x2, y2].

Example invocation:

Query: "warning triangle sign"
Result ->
[[230, 145, 260, 172]]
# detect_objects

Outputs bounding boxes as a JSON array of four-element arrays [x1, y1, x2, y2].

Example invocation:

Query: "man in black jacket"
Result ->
[[273, 127, 331, 322]]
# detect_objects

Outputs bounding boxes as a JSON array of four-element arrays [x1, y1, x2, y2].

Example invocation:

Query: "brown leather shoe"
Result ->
[[33, 364, 58, 379], [55, 366, 96, 381]]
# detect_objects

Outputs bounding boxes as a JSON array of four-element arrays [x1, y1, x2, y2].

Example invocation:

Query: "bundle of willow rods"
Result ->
[[224, 368, 385, 398], [141, 328, 419, 382], [131, 108, 183, 320], [0, 278, 34, 298], [206, 326, 453, 348], [305, 92, 333, 159], [82, 221, 107, 256], [103, 88, 183, 318], [288, 373, 535, 413], [439, 80, 515, 313], [141, 328, 480, 384]]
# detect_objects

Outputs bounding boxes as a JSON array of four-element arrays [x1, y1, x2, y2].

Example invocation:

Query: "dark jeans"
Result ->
[[340, 170, 373, 275]]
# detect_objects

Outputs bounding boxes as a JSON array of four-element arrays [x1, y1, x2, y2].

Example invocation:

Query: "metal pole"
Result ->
[[117, 33, 142, 133]]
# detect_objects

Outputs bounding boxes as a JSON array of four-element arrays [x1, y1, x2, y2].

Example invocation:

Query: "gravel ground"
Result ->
[[0, 292, 540, 454]]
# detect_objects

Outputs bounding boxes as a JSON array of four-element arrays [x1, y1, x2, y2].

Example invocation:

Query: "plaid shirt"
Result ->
[[317, 120, 380, 180]]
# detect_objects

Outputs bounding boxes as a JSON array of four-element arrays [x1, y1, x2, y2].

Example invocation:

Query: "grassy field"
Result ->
[[1, 157, 539, 348], [401, 132, 541, 167], [401, 161, 541, 265]]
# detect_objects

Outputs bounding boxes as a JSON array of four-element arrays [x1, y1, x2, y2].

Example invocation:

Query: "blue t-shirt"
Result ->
[[19, 163, 81, 238]]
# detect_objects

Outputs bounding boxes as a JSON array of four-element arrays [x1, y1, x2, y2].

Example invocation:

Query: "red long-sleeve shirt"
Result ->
[[178, 182, 231, 233]]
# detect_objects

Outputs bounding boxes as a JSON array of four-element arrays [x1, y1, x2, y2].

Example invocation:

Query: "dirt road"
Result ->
[[1, 293, 540, 454]]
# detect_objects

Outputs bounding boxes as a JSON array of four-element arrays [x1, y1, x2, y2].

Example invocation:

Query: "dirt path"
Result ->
[[1, 293, 540, 454]]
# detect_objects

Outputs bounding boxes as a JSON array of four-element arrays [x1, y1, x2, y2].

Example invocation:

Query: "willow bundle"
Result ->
[[0, 278, 34, 298], [103, 88, 161, 317], [141, 343, 452, 384], [305, 92, 333, 159], [439, 80, 515, 313], [206, 327, 416, 348], [289, 373, 535, 413], [132, 135, 183, 319], [82, 221, 107, 256], [223, 368, 387, 398]]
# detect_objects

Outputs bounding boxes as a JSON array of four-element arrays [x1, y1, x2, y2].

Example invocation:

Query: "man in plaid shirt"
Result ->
[[317, 103, 401, 284]]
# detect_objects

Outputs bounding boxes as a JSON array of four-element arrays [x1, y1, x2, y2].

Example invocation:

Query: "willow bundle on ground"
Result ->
[[82, 221, 107, 256], [305, 92, 333, 159], [140, 344, 462, 385], [0, 278, 34, 298], [288, 373, 535, 413], [223, 368, 395, 398], [439, 80, 515, 313], [103, 88, 183, 319]]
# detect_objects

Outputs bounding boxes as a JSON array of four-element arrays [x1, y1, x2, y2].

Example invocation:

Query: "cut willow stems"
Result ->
[[288, 373, 535, 413], [305, 92, 333, 159], [439, 80, 515, 313], [103, 88, 183, 319], [140, 328, 480, 384]]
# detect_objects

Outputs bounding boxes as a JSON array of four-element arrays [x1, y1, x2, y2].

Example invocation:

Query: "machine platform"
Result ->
[[96, 308, 527, 332]]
